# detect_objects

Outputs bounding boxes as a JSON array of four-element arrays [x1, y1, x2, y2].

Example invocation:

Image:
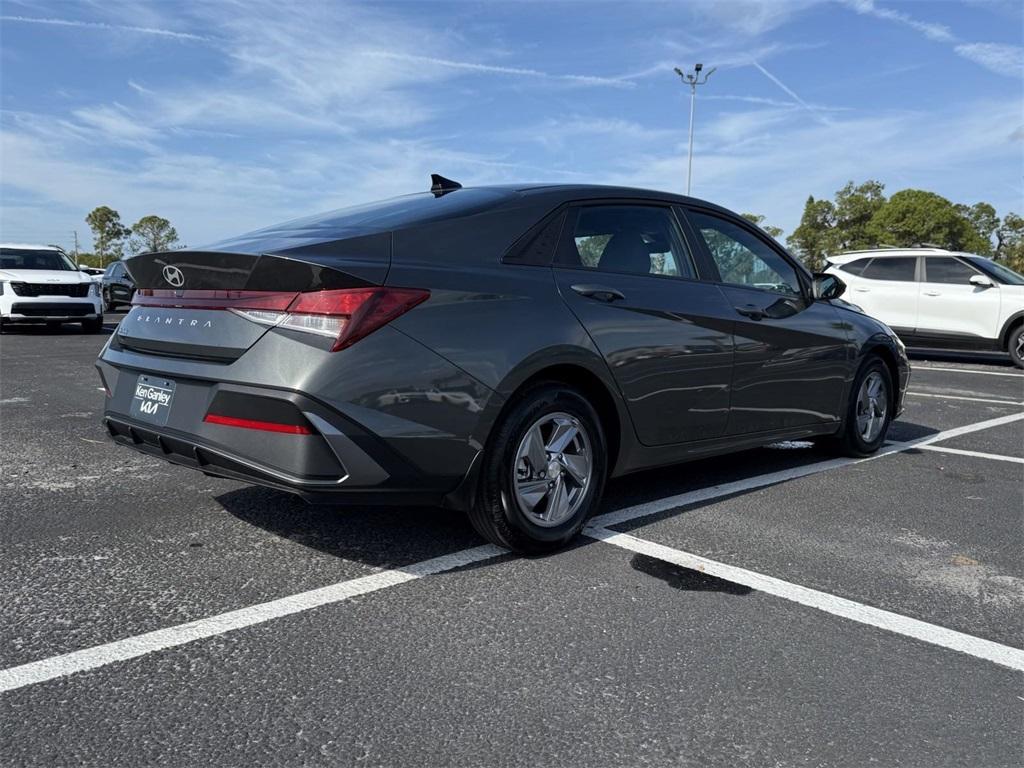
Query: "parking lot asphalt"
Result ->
[[2, 315, 1022, 767]]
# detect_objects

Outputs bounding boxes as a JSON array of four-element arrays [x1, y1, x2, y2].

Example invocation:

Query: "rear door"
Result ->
[[681, 207, 851, 436], [552, 203, 735, 445], [849, 257, 920, 333], [918, 256, 1001, 342]]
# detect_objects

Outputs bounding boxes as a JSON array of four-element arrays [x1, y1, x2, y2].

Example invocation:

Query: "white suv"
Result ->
[[0, 244, 104, 331], [826, 248, 1024, 368]]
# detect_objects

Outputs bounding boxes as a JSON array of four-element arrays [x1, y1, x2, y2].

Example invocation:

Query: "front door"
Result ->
[[552, 203, 735, 446], [917, 256, 1002, 343], [683, 208, 852, 436]]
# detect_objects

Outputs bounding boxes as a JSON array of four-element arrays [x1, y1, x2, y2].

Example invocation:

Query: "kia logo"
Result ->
[[162, 265, 185, 288]]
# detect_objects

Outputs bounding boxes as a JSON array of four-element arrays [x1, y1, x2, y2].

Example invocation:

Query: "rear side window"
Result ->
[[559, 205, 694, 279], [924, 257, 978, 284], [839, 258, 871, 275], [861, 257, 916, 282]]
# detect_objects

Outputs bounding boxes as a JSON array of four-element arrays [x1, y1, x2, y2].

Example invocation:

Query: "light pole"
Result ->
[[674, 63, 716, 196]]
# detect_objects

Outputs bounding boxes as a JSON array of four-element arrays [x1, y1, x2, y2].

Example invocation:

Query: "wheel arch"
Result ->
[[999, 311, 1024, 348]]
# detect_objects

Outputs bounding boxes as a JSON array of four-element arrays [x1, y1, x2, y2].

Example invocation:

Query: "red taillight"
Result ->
[[203, 413, 313, 434], [133, 287, 428, 351], [288, 288, 430, 351]]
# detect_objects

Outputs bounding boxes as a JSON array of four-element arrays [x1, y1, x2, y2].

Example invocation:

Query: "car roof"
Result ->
[[828, 247, 956, 264], [0, 242, 68, 252]]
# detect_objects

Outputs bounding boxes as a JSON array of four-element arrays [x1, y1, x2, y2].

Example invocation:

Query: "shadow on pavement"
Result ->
[[631, 553, 753, 595]]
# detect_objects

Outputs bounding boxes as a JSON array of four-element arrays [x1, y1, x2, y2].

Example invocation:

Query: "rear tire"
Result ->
[[469, 383, 607, 554], [82, 315, 104, 333], [829, 356, 893, 457], [102, 289, 115, 313], [1008, 325, 1024, 369]]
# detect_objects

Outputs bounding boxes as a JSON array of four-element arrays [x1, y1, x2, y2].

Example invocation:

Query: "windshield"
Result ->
[[963, 255, 1024, 285], [0, 247, 77, 271]]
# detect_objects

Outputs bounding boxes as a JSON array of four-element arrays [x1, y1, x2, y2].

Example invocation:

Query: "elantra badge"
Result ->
[[162, 264, 185, 287]]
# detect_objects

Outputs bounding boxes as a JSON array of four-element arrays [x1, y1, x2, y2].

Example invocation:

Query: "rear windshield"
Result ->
[[963, 256, 1024, 285], [206, 188, 513, 252], [0, 248, 76, 271]]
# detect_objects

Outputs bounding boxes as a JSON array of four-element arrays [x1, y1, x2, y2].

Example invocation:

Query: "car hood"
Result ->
[[0, 269, 91, 283]]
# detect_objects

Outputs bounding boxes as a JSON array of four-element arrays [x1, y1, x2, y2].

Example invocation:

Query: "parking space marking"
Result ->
[[916, 444, 1024, 464], [913, 366, 1024, 379], [590, 411, 1024, 530], [0, 544, 505, 695], [907, 392, 1023, 406], [585, 527, 1024, 672], [2, 413, 1020, 695]]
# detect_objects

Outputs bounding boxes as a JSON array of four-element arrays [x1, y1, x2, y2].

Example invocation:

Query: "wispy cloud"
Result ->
[[954, 43, 1024, 77], [843, 0, 954, 42], [0, 14, 210, 42], [842, 0, 1023, 78]]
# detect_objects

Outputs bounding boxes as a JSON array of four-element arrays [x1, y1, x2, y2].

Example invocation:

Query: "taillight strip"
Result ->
[[204, 413, 313, 435]]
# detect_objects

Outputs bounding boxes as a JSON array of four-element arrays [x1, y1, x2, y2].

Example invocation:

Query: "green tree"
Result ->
[[85, 206, 130, 267], [128, 215, 181, 255], [786, 195, 838, 271], [996, 212, 1024, 273], [868, 189, 979, 251], [741, 213, 784, 240], [955, 202, 999, 256], [832, 180, 886, 250]]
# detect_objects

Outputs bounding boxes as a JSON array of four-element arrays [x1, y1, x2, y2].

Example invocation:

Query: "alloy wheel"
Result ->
[[856, 370, 888, 443], [512, 412, 592, 527]]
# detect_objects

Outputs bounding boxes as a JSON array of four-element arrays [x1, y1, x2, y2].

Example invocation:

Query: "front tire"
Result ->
[[1008, 325, 1024, 369], [470, 383, 607, 553], [830, 356, 893, 457]]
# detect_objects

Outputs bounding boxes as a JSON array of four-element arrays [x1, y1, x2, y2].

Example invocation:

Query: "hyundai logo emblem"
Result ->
[[162, 264, 185, 288]]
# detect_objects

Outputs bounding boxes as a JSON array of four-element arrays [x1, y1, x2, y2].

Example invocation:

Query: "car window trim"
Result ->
[[552, 199, 704, 283], [678, 204, 811, 299]]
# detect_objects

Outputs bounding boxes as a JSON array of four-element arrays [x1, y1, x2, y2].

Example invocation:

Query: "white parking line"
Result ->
[[916, 445, 1024, 464], [589, 411, 1024, 530], [0, 544, 505, 695], [913, 365, 1024, 379], [585, 528, 1024, 672], [907, 392, 1023, 406], [2, 411, 1021, 694]]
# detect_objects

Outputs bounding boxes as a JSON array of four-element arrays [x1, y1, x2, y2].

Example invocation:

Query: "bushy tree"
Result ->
[[787, 196, 838, 271], [956, 202, 999, 256], [832, 180, 886, 250], [868, 189, 980, 251], [128, 215, 181, 255], [997, 212, 1024, 273], [85, 206, 130, 267]]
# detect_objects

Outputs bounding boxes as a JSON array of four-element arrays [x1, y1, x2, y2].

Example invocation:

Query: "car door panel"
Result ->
[[682, 207, 851, 435], [918, 257, 1001, 340], [847, 257, 919, 333], [552, 204, 735, 446]]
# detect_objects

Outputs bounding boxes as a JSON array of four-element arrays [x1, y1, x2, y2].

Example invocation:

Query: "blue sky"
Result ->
[[1, 0, 1021, 251]]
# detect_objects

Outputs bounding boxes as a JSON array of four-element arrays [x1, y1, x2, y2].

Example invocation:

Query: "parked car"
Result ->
[[97, 178, 909, 552], [0, 243, 104, 331], [826, 248, 1024, 368], [100, 260, 136, 311], [79, 266, 105, 280]]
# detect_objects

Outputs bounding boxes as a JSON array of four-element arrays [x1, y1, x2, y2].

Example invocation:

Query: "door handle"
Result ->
[[923, 290, 941, 296], [734, 304, 765, 321], [853, 287, 870, 292], [570, 284, 625, 303]]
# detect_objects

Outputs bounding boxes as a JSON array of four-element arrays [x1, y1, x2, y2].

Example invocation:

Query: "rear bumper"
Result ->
[[103, 414, 447, 505]]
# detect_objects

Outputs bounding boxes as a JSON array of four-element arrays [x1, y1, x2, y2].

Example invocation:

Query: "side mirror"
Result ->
[[969, 274, 993, 288], [812, 273, 846, 301]]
